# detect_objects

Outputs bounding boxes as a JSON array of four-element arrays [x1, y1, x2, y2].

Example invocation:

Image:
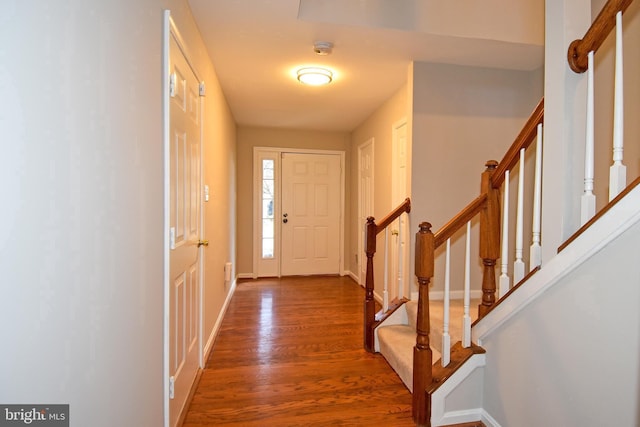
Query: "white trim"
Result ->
[[373, 290, 383, 305], [162, 11, 171, 427], [202, 279, 237, 362], [357, 138, 375, 285], [391, 118, 409, 298], [430, 354, 486, 426], [480, 410, 503, 427], [346, 270, 359, 283], [253, 150, 280, 278], [429, 290, 482, 300], [252, 147, 346, 277], [236, 273, 254, 279]]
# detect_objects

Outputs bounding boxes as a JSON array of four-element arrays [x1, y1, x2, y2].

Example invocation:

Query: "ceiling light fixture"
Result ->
[[297, 67, 333, 86]]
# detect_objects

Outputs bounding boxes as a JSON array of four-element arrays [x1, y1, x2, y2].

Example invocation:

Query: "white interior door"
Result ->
[[168, 34, 201, 427], [358, 139, 374, 285], [280, 152, 341, 275], [391, 121, 409, 300]]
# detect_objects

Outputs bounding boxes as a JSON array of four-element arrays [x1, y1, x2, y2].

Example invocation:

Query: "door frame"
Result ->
[[252, 147, 345, 277], [357, 138, 374, 285], [163, 11, 205, 427], [391, 118, 410, 299]]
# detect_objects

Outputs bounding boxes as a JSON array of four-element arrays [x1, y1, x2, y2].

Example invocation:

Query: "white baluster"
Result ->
[[582, 50, 596, 225], [462, 221, 471, 348], [383, 228, 389, 312], [499, 170, 510, 298], [514, 148, 526, 283], [610, 11, 626, 200], [442, 238, 451, 366], [530, 123, 543, 270]]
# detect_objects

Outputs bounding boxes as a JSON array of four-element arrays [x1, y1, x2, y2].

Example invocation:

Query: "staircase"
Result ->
[[362, 1, 640, 425], [377, 299, 481, 392]]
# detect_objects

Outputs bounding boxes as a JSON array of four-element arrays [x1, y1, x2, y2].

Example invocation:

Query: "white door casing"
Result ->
[[391, 120, 409, 300], [280, 152, 341, 276], [167, 22, 202, 427], [358, 139, 374, 285]]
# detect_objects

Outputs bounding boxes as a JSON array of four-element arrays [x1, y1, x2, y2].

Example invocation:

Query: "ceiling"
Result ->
[[187, 0, 544, 132]]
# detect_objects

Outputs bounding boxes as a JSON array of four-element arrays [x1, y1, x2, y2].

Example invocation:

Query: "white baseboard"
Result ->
[[411, 290, 482, 301], [202, 278, 237, 364], [236, 273, 253, 279], [345, 270, 360, 284], [480, 410, 502, 427]]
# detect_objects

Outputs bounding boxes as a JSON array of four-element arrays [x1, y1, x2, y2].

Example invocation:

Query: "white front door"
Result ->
[[280, 152, 341, 275], [168, 34, 201, 427], [358, 139, 374, 285]]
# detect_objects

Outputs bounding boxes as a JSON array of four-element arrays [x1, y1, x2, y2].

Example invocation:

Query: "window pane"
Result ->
[[263, 180, 274, 198], [263, 159, 274, 179], [262, 199, 274, 219], [262, 238, 274, 258], [262, 219, 274, 238]]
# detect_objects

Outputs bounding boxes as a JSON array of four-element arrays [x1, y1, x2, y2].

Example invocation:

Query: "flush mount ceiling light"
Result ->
[[297, 67, 333, 86]]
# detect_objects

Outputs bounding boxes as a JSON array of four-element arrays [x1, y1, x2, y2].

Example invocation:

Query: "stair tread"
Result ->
[[377, 298, 482, 392]]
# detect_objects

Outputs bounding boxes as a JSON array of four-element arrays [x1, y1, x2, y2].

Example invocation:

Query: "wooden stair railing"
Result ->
[[567, 0, 634, 73], [412, 99, 544, 426], [567, 0, 636, 226], [364, 197, 411, 352]]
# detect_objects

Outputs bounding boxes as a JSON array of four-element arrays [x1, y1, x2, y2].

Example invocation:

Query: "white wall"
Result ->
[[480, 218, 640, 426], [0, 1, 235, 426]]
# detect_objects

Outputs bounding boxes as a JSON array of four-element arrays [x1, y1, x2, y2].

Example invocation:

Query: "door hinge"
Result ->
[[169, 73, 176, 97], [169, 376, 175, 399], [199, 81, 206, 97]]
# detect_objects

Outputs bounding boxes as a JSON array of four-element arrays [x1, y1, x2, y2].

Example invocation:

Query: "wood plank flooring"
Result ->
[[182, 276, 416, 426]]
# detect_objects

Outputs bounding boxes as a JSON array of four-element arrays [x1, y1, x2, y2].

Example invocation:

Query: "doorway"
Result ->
[[164, 13, 204, 427], [390, 119, 410, 299], [253, 148, 344, 277], [357, 139, 374, 285]]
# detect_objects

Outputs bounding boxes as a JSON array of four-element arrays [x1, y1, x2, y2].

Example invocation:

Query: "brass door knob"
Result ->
[[198, 240, 209, 247]]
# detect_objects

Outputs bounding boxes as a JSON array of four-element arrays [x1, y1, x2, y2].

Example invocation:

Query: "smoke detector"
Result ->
[[313, 41, 333, 56]]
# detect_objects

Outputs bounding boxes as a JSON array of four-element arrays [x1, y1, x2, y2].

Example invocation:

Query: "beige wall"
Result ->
[[410, 62, 543, 293], [236, 126, 350, 275], [349, 84, 410, 295], [184, 17, 238, 349]]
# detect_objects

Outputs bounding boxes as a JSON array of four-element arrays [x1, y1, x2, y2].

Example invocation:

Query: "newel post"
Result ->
[[413, 222, 434, 426], [479, 161, 501, 318], [364, 217, 377, 352]]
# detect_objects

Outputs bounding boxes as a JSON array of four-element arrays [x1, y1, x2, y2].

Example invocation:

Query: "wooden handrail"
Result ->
[[568, 0, 634, 73], [434, 194, 488, 248], [363, 197, 411, 352], [374, 197, 411, 233], [491, 98, 545, 188]]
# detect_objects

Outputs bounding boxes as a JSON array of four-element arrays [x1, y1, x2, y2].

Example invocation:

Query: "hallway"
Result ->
[[182, 276, 415, 426]]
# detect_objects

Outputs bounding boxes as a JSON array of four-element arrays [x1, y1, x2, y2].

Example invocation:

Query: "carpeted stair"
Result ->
[[377, 299, 480, 392]]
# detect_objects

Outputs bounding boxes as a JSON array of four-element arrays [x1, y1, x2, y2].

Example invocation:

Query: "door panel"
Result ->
[[358, 140, 374, 284], [169, 35, 200, 427], [281, 153, 340, 275], [391, 121, 409, 300]]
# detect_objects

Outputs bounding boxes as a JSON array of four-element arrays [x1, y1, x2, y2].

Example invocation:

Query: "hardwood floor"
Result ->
[[182, 275, 416, 426]]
